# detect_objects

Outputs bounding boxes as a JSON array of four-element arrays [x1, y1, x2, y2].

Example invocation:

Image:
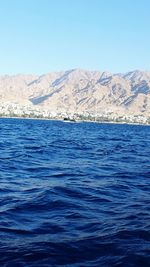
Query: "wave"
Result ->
[[0, 118, 150, 266]]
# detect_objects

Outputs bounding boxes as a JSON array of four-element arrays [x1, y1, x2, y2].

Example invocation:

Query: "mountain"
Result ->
[[0, 69, 150, 124]]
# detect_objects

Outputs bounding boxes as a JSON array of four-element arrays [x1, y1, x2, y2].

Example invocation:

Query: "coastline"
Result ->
[[0, 115, 150, 126]]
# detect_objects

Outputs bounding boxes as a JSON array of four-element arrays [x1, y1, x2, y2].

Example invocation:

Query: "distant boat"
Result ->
[[63, 117, 76, 122]]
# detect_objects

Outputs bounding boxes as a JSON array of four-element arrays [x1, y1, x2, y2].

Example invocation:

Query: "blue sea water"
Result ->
[[0, 118, 150, 267]]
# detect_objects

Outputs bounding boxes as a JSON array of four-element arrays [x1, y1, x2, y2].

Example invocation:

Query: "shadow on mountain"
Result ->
[[29, 87, 63, 105]]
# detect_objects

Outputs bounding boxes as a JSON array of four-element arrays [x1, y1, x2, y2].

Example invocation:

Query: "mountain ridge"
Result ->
[[0, 69, 150, 123]]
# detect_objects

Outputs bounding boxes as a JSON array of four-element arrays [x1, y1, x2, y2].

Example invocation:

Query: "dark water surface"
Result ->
[[0, 118, 150, 267]]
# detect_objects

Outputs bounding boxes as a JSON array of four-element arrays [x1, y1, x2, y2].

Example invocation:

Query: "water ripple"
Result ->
[[0, 118, 150, 267]]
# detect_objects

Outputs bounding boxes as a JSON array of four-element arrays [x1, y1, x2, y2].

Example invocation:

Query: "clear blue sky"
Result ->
[[0, 0, 150, 74]]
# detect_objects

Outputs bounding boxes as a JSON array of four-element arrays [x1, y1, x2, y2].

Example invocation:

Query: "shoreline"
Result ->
[[0, 115, 150, 126]]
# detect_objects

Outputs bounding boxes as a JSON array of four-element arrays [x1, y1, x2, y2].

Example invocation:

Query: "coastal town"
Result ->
[[0, 101, 149, 125]]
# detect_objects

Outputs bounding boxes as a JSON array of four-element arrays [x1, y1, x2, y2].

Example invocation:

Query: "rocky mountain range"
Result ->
[[0, 69, 150, 123]]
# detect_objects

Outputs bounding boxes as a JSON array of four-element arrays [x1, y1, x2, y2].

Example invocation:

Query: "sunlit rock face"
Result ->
[[0, 69, 150, 122]]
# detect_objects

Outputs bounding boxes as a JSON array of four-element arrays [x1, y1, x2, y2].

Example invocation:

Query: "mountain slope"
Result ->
[[0, 69, 150, 122]]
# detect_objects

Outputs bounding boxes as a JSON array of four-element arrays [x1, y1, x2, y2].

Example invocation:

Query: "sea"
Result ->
[[0, 118, 150, 267]]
